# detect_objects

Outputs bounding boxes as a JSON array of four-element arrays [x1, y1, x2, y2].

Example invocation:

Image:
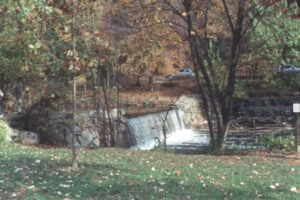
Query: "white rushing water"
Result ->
[[166, 129, 210, 147], [127, 109, 210, 150]]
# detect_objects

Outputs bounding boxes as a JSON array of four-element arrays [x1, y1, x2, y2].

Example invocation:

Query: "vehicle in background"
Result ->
[[166, 67, 195, 81], [276, 64, 300, 74], [178, 68, 195, 77]]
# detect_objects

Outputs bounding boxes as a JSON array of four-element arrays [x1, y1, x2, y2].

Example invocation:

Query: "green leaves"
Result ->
[[247, 1, 300, 90], [250, 0, 300, 66]]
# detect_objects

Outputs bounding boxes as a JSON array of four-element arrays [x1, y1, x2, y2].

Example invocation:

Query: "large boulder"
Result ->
[[6, 112, 98, 147], [28, 112, 100, 147], [11, 129, 40, 145], [175, 93, 207, 129]]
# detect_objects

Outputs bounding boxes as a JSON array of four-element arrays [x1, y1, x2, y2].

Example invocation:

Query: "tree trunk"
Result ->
[[71, 0, 78, 170], [71, 70, 78, 169]]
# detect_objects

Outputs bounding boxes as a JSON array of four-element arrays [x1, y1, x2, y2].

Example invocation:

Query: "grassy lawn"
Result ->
[[0, 144, 299, 200]]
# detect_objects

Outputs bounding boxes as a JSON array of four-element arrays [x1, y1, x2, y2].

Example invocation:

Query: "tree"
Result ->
[[154, 0, 274, 151], [70, 0, 79, 170], [248, 0, 300, 90], [109, 0, 182, 81]]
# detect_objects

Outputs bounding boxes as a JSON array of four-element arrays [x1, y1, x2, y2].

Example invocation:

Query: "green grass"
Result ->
[[0, 144, 299, 200]]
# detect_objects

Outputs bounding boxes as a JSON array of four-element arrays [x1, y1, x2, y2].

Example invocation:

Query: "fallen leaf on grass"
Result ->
[[290, 168, 295, 173], [252, 170, 258, 175], [175, 170, 181, 176], [60, 184, 70, 188], [27, 185, 35, 190], [290, 187, 299, 193], [178, 181, 185, 185], [270, 185, 276, 189]]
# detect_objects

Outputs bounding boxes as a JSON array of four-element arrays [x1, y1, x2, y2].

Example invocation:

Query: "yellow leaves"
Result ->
[[21, 65, 29, 72], [55, 8, 63, 16], [20, 18, 27, 24], [66, 50, 73, 57], [64, 26, 70, 33], [154, 16, 161, 23], [88, 59, 98, 68], [42, 6, 54, 15], [75, 74, 86, 84], [35, 42, 41, 49], [68, 64, 74, 71]]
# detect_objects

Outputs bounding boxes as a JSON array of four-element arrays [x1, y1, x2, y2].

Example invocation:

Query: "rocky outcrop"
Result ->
[[175, 91, 300, 129], [5, 109, 131, 148], [11, 129, 40, 145], [0, 119, 40, 145], [233, 95, 300, 127], [7, 111, 109, 147], [175, 94, 207, 129], [34, 112, 100, 147]]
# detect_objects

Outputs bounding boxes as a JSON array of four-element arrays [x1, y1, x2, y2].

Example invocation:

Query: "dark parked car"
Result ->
[[276, 64, 300, 74]]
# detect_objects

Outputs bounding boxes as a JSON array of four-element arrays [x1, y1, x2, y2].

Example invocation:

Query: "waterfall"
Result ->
[[127, 109, 185, 150]]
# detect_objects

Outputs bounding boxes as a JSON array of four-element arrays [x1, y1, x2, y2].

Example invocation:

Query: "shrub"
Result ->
[[262, 134, 294, 152], [0, 120, 12, 143]]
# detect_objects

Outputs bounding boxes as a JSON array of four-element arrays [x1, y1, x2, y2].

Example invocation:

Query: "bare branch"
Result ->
[[222, 0, 235, 33]]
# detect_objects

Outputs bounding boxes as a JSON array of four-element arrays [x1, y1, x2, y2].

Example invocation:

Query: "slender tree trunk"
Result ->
[[71, 0, 78, 169], [102, 83, 115, 146], [163, 124, 167, 151], [116, 67, 122, 146], [91, 73, 103, 143], [98, 66, 109, 146], [87, 7, 107, 147], [71, 75, 78, 169]]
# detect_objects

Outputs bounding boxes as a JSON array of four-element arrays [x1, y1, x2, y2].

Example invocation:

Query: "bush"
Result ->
[[262, 134, 294, 152], [0, 120, 12, 143]]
